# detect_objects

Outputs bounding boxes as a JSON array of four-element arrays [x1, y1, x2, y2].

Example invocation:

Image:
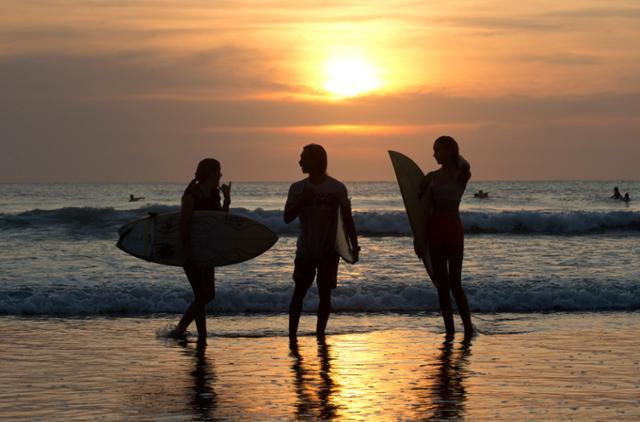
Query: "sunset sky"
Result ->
[[2, 0, 639, 182]]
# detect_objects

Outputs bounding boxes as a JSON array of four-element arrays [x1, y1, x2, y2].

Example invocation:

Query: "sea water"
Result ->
[[1, 181, 638, 323]]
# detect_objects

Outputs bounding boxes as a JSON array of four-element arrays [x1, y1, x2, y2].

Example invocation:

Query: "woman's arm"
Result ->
[[458, 156, 471, 186], [221, 182, 231, 212], [419, 172, 434, 199]]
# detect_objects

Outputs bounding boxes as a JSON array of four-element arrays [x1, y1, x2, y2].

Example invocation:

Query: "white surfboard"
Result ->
[[388, 151, 436, 286], [335, 206, 356, 264], [116, 211, 278, 267]]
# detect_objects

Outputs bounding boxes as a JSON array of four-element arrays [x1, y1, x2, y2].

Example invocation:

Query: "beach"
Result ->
[[1, 312, 639, 420], [1, 181, 639, 420], [4, 0, 640, 418]]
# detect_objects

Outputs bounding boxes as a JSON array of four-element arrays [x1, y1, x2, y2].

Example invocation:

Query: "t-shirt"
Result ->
[[286, 176, 349, 261]]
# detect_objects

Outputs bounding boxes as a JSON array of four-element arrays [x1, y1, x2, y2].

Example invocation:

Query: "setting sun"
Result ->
[[323, 54, 382, 98]]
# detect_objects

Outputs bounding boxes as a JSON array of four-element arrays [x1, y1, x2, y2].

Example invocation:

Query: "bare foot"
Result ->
[[167, 327, 186, 339]]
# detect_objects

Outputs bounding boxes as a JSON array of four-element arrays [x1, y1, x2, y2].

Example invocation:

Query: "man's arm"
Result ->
[[284, 197, 301, 224], [284, 184, 313, 224]]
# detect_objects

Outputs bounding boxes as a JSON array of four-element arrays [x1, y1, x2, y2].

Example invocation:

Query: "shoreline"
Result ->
[[2, 312, 638, 420]]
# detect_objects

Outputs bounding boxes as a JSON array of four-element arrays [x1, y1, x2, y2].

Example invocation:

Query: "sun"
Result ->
[[323, 54, 382, 98]]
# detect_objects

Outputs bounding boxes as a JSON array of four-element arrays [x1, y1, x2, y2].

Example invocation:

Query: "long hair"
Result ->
[[303, 143, 328, 173], [186, 158, 220, 191], [434, 135, 460, 167]]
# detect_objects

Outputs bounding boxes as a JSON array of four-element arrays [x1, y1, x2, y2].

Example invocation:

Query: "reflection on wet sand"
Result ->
[[414, 339, 472, 420], [290, 338, 339, 419], [180, 341, 217, 420]]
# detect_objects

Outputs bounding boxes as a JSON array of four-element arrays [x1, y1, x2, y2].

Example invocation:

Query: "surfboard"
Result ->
[[116, 211, 278, 267], [388, 151, 436, 286], [335, 206, 356, 264]]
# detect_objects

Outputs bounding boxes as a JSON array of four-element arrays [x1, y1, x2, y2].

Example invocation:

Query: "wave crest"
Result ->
[[1, 206, 639, 236], [1, 279, 637, 315]]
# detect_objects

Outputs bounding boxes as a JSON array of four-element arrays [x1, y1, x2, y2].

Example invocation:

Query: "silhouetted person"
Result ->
[[129, 194, 144, 202], [284, 144, 359, 339], [419, 136, 473, 339], [170, 158, 231, 343], [473, 189, 488, 199], [611, 187, 622, 200], [622, 192, 631, 202]]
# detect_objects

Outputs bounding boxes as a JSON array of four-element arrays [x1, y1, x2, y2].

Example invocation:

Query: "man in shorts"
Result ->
[[284, 144, 359, 339]]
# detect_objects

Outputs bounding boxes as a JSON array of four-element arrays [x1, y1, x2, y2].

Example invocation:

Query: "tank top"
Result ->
[[183, 184, 222, 211]]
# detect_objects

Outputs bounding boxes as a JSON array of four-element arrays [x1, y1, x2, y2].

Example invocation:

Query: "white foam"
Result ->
[[1, 278, 638, 316], [2, 206, 639, 236]]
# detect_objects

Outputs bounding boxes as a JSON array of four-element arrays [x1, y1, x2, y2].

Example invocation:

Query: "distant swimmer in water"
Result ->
[[611, 187, 622, 200], [622, 193, 631, 203], [129, 194, 145, 202], [473, 190, 488, 199]]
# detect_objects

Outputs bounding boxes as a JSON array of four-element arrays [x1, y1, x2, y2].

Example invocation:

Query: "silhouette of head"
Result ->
[[433, 135, 460, 166], [299, 144, 327, 175], [195, 158, 221, 184]]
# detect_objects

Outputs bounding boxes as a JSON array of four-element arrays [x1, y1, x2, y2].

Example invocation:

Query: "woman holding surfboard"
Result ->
[[171, 158, 231, 343], [420, 136, 473, 339]]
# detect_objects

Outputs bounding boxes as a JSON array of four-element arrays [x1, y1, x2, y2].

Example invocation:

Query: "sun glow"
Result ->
[[323, 53, 382, 98]]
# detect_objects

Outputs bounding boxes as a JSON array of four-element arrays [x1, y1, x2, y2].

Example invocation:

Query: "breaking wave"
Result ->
[[1, 205, 639, 237], [1, 278, 638, 316]]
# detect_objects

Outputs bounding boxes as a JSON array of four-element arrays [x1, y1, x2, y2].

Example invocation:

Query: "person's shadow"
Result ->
[[289, 338, 339, 420], [180, 341, 217, 421]]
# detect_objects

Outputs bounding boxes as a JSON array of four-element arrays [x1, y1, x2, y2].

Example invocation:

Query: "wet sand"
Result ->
[[1, 312, 639, 420]]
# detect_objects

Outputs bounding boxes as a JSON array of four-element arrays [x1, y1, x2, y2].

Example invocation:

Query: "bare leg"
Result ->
[[175, 266, 215, 342], [431, 249, 455, 337], [316, 284, 332, 338], [289, 284, 308, 339], [448, 249, 473, 337]]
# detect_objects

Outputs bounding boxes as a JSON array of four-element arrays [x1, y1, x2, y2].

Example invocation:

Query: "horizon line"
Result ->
[[1, 179, 638, 184]]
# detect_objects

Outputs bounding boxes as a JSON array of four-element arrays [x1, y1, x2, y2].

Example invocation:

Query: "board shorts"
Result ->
[[293, 252, 340, 290], [429, 213, 464, 255]]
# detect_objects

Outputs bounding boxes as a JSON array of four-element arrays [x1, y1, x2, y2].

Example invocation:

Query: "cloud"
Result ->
[[2, 50, 639, 182], [2, 0, 640, 181], [0, 47, 283, 102]]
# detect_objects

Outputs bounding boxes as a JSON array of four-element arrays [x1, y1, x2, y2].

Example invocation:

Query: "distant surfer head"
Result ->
[[433, 135, 460, 166], [195, 158, 221, 184], [299, 144, 327, 175]]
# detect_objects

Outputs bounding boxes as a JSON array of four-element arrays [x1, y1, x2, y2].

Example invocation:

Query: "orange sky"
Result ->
[[1, 0, 639, 181]]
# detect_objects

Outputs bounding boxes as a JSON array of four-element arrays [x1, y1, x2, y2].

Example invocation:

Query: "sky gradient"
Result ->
[[2, 0, 639, 182]]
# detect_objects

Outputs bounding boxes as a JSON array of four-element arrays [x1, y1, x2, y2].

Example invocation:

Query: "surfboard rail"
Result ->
[[117, 211, 278, 267], [335, 205, 356, 264], [388, 150, 436, 286]]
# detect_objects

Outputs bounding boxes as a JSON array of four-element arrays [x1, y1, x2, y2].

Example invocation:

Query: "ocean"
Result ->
[[1, 180, 638, 317], [1, 181, 639, 420]]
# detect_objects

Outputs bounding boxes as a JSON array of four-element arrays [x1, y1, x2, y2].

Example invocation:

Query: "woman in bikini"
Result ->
[[420, 136, 473, 339], [171, 158, 231, 343]]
